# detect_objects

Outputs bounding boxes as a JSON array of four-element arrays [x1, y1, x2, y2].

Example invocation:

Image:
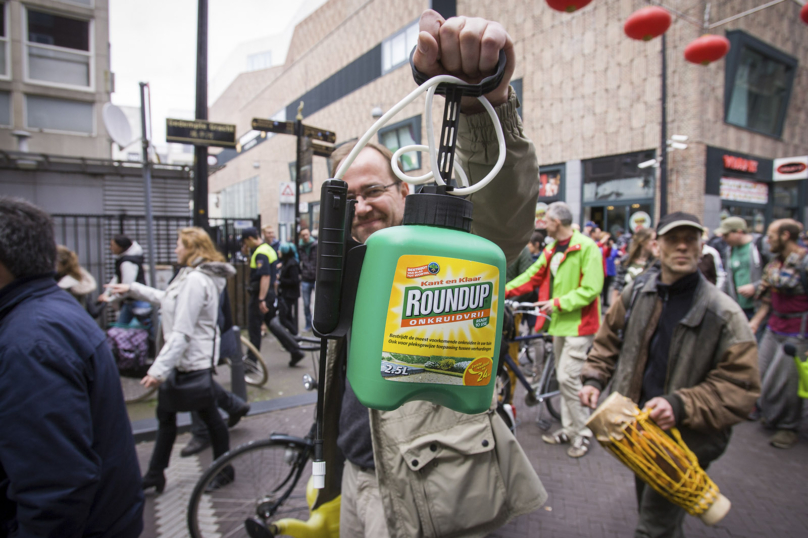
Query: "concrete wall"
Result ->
[[0, 0, 113, 159]]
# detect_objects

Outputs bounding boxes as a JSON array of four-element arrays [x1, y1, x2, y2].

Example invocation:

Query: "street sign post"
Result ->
[[166, 118, 237, 148], [251, 105, 336, 329]]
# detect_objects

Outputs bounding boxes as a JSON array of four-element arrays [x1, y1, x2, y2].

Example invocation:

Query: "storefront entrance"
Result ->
[[585, 203, 654, 235], [582, 150, 657, 236], [706, 147, 806, 234]]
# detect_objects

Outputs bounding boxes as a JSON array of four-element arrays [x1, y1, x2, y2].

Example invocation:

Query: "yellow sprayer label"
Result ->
[[381, 255, 499, 386]]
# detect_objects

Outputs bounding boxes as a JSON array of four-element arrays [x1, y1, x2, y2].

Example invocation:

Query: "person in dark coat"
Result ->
[[0, 197, 144, 538], [277, 242, 301, 337], [298, 228, 317, 332]]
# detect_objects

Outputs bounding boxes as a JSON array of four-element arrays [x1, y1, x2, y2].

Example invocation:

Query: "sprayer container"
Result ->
[[347, 189, 506, 414]]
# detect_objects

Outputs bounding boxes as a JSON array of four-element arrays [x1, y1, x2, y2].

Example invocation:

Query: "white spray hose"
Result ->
[[333, 74, 506, 196]]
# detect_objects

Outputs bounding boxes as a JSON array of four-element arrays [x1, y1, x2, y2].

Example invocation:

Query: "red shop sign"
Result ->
[[723, 155, 758, 174]]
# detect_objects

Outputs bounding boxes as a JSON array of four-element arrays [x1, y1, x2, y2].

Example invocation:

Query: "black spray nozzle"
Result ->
[[313, 179, 349, 336]]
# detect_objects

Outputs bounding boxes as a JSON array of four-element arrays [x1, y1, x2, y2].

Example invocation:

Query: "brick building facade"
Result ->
[[209, 0, 808, 239]]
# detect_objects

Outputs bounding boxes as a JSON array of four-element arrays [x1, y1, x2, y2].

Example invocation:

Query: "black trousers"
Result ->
[[278, 295, 298, 335], [148, 401, 229, 474], [248, 292, 301, 359], [189, 381, 247, 439]]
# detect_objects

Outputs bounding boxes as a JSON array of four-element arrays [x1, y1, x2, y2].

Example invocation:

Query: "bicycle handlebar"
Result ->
[[504, 300, 551, 320]]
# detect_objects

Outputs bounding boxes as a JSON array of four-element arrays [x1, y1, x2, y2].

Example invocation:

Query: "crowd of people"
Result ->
[[0, 8, 804, 538]]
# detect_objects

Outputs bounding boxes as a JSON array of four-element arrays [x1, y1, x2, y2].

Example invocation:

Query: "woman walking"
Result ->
[[611, 228, 658, 305], [107, 227, 235, 493], [55, 245, 97, 311], [277, 242, 300, 336]]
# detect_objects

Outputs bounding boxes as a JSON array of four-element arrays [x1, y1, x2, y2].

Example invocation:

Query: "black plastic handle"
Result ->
[[313, 179, 348, 335], [409, 47, 507, 97]]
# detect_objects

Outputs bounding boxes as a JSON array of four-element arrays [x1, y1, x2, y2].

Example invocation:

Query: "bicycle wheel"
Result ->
[[188, 438, 312, 538], [239, 336, 269, 387], [541, 361, 561, 421], [120, 376, 156, 404]]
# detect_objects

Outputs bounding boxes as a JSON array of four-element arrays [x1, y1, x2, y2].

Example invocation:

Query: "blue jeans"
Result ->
[[118, 300, 152, 325], [301, 280, 315, 329]]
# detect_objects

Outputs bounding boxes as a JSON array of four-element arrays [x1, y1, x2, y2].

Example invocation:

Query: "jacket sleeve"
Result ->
[[674, 310, 761, 432], [505, 254, 547, 298], [147, 272, 209, 380], [555, 243, 604, 313], [754, 259, 774, 304], [0, 342, 101, 537], [458, 88, 540, 266], [128, 281, 166, 306], [613, 257, 628, 293], [581, 287, 628, 390]]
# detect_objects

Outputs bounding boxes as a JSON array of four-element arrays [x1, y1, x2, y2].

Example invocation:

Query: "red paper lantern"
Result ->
[[801, 2, 808, 25], [684, 35, 730, 65], [624, 7, 672, 41], [546, 0, 592, 13]]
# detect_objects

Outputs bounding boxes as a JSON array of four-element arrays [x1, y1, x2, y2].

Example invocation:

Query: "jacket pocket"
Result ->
[[398, 415, 507, 537]]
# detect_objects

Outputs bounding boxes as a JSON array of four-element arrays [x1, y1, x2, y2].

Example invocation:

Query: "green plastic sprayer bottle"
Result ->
[[347, 186, 506, 414]]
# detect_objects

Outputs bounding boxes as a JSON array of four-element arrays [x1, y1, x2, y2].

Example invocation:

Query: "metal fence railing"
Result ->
[[51, 214, 260, 327]]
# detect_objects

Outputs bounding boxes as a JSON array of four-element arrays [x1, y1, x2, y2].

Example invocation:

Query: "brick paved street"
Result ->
[[136, 387, 808, 538]]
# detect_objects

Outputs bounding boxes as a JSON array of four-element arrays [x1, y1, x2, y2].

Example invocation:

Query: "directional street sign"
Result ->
[[303, 125, 336, 143], [311, 139, 336, 158], [166, 118, 236, 147], [251, 118, 335, 144], [251, 118, 295, 135]]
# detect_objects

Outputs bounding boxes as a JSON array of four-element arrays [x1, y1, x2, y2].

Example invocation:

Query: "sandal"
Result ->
[[541, 431, 570, 445], [567, 442, 589, 458]]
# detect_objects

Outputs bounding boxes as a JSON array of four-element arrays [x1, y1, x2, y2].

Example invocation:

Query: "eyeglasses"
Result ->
[[346, 182, 398, 202]]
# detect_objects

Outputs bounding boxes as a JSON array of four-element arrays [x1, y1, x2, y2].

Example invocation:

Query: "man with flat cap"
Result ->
[[580, 211, 760, 538]]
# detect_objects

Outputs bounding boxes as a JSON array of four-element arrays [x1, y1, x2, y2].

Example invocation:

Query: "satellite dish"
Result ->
[[103, 103, 133, 149]]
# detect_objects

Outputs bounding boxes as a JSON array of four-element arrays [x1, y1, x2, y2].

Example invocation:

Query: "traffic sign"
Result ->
[[251, 118, 295, 135], [303, 125, 336, 143], [166, 119, 236, 147]]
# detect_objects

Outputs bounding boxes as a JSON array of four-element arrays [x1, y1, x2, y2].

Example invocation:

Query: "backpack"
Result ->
[[107, 326, 151, 378]]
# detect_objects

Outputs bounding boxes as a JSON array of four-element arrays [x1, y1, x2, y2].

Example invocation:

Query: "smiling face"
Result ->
[[658, 226, 701, 280], [343, 147, 409, 244]]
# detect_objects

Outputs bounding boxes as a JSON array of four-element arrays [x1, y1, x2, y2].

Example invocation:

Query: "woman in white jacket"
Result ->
[[107, 227, 236, 493]]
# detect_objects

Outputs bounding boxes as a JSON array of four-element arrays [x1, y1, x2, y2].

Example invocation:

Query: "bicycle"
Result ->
[[498, 301, 561, 432], [229, 334, 269, 387], [187, 336, 337, 538]]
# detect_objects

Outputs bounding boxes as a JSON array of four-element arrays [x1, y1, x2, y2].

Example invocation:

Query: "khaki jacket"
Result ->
[[317, 90, 547, 537], [582, 269, 760, 464]]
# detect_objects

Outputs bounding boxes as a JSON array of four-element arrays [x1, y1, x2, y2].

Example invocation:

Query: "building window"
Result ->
[[0, 91, 9, 126], [247, 50, 272, 71], [583, 151, 656, 203], [26, 95, 93, 134], [0, 3, 9, 79], [219, 176, 258, 218], [382, 20, 418, 74], [25, 9, 93, 89], [772, 182, 800, 221], [378, 116, 421, 172], [724, 31, 797, 138]]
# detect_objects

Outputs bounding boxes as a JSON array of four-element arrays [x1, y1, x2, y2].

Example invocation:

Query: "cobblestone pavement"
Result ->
[[136, 393, 808, 538]]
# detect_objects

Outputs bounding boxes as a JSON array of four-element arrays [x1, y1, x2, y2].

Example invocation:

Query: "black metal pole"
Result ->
[[293, 105, 303, 331], [193, 0, 209, 229], [139, 83, 157, 289], [659, 32, 668, 218], [294, 105, 303, 249]]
